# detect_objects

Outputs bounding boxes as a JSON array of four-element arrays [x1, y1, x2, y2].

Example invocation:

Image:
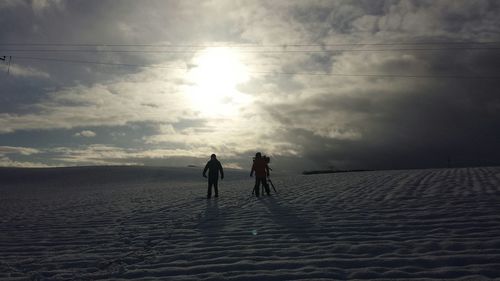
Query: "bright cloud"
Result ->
[[74, 130, 96, 138], [0, 156, 49, 167], [0, 146, 40, 155], [0, 64, 193, 133]]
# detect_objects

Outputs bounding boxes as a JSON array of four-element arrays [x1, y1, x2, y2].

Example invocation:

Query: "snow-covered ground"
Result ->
[[1, 166, 500, 280]]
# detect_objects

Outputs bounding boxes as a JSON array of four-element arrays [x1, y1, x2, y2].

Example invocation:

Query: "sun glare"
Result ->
[[186, 47, 252, 117]]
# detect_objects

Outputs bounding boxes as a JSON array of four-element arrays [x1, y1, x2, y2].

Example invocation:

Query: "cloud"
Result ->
[[1, 63, 50, 79], [0, 0, 24, 9], [74, 130, 96, 138], [0, 146, 45, 167], [1, 1, 500, 171], [0, 145, 40, 155], [31, 0, 64, 15], [46, 144, 217, 166], [42, 143, 294, 171], [49, 145, 138, 165], [0, 64, 193, 133], [0, 156, 49, 167]]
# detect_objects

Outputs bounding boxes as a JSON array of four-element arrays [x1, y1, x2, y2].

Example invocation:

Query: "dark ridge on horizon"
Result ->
[[0, 165, 248, 187], [302, 163, 500, 175], [302, 169, 373, 175]]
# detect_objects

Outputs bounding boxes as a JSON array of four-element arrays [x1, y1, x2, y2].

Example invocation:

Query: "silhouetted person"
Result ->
[[203, 154, 224, 199], [250, 152, 270, 197]]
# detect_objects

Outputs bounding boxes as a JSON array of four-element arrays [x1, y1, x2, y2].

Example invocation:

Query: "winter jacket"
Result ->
[[251, 158, 269, 178], [203, 159, 224, 180]]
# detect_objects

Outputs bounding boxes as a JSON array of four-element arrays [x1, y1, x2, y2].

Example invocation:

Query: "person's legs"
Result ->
[[254, 177, 260, 197], [256, 177, 268, 196], [264, 179, 271, 195], [207, 179, 213, 198], [214, 179, 219, 197]]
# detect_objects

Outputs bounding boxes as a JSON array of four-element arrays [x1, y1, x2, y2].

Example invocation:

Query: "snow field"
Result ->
[[1, 166, 500, 280]]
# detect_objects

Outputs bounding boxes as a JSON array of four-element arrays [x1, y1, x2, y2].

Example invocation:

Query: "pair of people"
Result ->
[[250, 152, 271, 197], [202, 152, 271, 198]]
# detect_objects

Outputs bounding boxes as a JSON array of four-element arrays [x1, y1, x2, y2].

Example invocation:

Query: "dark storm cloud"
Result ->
[[266, 49, 500, 170], [233, 0, 500, 171]]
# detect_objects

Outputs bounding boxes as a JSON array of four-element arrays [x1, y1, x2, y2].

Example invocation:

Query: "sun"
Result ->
[[185, 47, 252, 117]]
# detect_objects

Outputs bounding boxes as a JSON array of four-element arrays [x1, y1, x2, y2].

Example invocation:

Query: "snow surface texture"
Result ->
[[1, 166, 500, 280]]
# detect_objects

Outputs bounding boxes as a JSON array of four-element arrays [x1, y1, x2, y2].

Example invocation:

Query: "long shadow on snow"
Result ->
[[197, 199, 226, 243], [259, 196, 317, 240]]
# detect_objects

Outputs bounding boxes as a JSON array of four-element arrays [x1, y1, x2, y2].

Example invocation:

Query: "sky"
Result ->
[[1, 0, 500, 173]]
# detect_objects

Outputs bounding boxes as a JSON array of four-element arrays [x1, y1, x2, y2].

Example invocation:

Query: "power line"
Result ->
[[253, 71, 500, 79], [2, 47, 500, 54], [13, 56, 186, 70], [1, 40, 500, 47], [11, 55, 500, 80]]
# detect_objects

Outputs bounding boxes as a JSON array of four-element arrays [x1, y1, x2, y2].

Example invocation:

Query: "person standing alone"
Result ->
[[250, 152, 270, 197], [203, 154, 224, 199]]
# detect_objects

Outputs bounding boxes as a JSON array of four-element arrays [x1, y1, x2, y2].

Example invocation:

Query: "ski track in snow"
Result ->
[[1, 167, 500, 280]]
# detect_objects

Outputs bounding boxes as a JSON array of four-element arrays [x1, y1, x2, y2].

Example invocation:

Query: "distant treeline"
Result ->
[[302, 169, 372, 175]]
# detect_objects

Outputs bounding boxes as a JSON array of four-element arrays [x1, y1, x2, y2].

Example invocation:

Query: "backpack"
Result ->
[[263, 155, 270, 164]]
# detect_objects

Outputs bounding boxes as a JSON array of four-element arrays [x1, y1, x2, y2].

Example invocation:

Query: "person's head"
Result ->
[[211, 153, 216, 159], [255, 152, 262, 158]]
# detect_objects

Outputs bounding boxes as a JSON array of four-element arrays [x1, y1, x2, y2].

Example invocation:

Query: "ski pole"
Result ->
[[268, 178, 278, 193]]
